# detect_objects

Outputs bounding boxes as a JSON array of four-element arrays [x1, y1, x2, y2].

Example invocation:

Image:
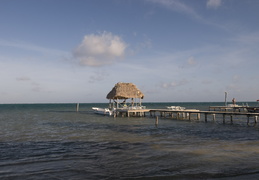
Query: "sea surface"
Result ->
[[1, 102, 259, 179]]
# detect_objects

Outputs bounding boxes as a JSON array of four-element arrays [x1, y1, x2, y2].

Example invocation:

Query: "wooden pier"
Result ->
[[199, 110, 259, 124], [209, 105, 248, 112], [115, 108, 150, 117], [149, 109, 201, 120], [114, 108, 259, 125]]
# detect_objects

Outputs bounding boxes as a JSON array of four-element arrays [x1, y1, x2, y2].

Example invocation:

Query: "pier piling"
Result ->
[[155, 116, 159, 127], [223, 114, 226, 124], [212, 114, 216, 121], [76, 103, 79, 112]]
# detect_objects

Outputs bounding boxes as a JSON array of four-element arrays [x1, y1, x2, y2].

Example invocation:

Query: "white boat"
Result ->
[[166, 106, 185, 110], [227, 104, 241, 107], [246, 107, 259, 113], [92, 107, 113, 116], [124, 105, 146, 110], [246, 100, 259, 113], [92, 105, 145, 116]]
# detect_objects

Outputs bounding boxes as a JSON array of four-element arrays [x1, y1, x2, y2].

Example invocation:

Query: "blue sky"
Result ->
[[0, 0, 259, 103]]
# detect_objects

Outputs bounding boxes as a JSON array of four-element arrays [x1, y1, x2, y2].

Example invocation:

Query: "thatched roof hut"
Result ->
[[106, 82, 144, 100]]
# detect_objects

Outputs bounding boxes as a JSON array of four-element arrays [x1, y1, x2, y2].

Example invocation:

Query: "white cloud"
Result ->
[[146, 0, 227, 31], [187, 56, 197, 66], [147, 0, 200, 19], [130, 38, 153, 55], [232, 32, 259, 44], [16, 77, 31, 81], [0, 39, 68, 57], [73, 32, 127, 67], [180, 56, 198, 69], [89, 70, 109, 83], [206, 0, 221, 9], [15, 76, 43, 93], [161, 79, 189, 89]]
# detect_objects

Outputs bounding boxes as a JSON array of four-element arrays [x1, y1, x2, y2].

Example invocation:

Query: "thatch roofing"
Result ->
[[106, 82, 144, 99]]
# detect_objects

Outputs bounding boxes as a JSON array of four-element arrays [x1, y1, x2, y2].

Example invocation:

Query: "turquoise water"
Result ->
[[0, 102, 259, 179]]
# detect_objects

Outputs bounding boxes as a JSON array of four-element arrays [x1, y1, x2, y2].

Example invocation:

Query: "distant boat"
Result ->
[[92, 107, 113, 116], [166, 106, 186, 110], [227, 104, 242, 107], [246, 107, 259, 113], [246, 100, 259, 113]]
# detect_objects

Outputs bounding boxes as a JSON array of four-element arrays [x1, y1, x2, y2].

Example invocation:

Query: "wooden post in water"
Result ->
[[212, 114, 216, 121], [76, 103, 79, 112], [197, 113, 200, 120], [155, 116, 159, 127], [230, 115, 233, 124], [177, 112, 180, 119]]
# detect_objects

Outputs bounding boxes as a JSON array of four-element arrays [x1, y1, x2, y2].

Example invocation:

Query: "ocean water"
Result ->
[[0, 102, 259, 179]]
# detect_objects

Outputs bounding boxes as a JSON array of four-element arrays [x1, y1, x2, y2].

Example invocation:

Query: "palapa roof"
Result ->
[[106, 82, 144, 99]]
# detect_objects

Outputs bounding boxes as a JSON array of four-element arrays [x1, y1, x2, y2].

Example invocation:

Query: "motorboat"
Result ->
[[227, 104, 241, 107], [246, 100, 259, 113], [166, 106, 186, 110], [92, 107, 113, 116], [246, 107, 259, 113], [92, 105, 145, 116]]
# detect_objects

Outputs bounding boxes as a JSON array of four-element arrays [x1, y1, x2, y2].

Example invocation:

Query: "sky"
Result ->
[[0, 0, 259, 103]]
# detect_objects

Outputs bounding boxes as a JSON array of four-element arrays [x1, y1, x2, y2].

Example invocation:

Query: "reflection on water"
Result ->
[[0, 103, 259, 179]]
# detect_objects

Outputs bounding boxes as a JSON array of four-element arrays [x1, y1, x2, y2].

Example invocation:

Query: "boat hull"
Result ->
[[92, 107, 113, 116], [246, 107, 259, 113]]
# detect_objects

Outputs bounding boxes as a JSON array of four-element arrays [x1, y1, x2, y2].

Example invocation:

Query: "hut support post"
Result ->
[[109, 99, 111, 109]]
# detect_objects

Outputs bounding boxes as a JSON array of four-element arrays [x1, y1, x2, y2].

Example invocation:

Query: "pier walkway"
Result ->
[[115, 108, 259, 125], [209, 105, 248, 112]]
